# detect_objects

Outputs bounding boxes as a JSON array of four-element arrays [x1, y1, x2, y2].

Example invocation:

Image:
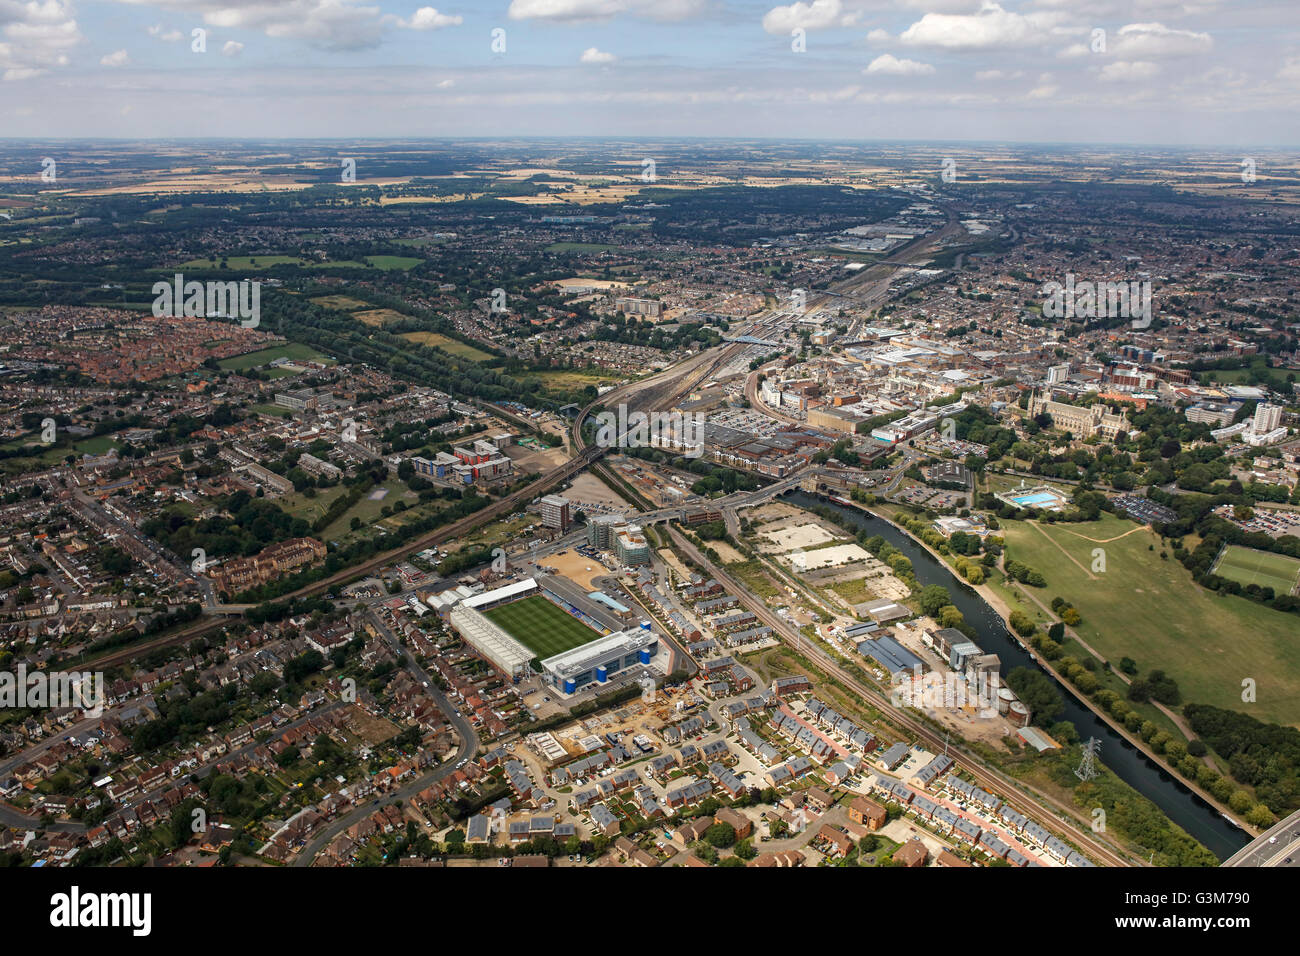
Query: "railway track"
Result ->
[[565, 271, 1132, 864], [87, 209, 956, 677], [665, 524, 1135, 868], [79, 447, 606, 671], [77, 616, 229, 671]]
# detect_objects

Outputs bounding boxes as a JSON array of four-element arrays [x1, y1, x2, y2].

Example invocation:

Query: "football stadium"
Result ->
[[444, 577, 661, 694], [484, 595, 600, 660]]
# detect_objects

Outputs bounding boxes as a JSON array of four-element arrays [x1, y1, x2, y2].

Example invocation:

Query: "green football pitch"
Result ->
[[1214, 545, 1300, 595], [483, 595, 601, 659]]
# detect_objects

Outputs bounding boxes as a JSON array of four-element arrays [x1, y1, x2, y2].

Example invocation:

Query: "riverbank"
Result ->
[[795, 489, 1253, 858], [805, 492, 1256, 849]]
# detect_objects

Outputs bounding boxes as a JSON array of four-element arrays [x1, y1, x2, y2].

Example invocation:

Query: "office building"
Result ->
[[540, 494, 571, 532]]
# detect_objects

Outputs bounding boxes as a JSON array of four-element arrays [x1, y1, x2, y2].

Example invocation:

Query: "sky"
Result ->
[[3, 0, 1299, 145]]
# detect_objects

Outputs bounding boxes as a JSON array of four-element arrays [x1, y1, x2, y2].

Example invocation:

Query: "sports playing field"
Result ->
[[1214, 545, 1300, 595], [483, 595, 600, 659], [999, 513, 1300, 726]]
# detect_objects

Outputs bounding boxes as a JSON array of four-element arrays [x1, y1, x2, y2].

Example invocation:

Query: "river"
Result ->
[[785, 490, 1250, 860]]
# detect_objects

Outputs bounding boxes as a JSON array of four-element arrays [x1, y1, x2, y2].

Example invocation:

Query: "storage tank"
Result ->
[[997, 687, 1016, 715], [596, 666, 608, 683], [1008, 701, 1031, 728], [638, 648, 652, 664], [563, 678, 576, 694]]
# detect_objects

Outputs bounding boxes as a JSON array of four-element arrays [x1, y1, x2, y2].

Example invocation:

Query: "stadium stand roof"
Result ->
[[540, 627, 658, 680], [449, 605, 534, 676], [460, 577, 538, 610]]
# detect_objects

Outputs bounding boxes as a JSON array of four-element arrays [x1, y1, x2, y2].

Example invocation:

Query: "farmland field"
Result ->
[[310, 295, 369, 311], [484, 595, 601, 659], [522, 369, 617, 393], [363, 255, 423, 270], [354, 308, 409, 327], [1213, 545, 1300, 595], [1000, 513, 1300, 726], [545, 242, 618, 253], [399, 331, 494, 361]]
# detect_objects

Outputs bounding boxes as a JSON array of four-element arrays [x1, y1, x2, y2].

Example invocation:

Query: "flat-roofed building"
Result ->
[[539, 494, 571, 532], [540, 627, 658, 694], [297, 452, 342, 480], [808, 405, 861, 435], [586, 513, 623, 549], [614, 525, 651, 566], [615, 297, 662, 319], [1185, 402, 1241, 428], [1255, 402, 1284, 434]]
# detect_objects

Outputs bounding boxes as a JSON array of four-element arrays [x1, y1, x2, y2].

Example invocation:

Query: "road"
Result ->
[[290, 606, 480, 866], [744, 368, 801, 425], [1223, 808, 1300, 867], [73, 446, 609, 674], [68, 207, 955, 676], [664, 523, 1133, 867]]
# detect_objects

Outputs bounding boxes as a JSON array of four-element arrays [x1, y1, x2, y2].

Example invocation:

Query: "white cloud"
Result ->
[[1099, 60, 1160, 81], [1131, 0, 1222, 12], [507, 0, 709, 21], [899, 1, 1064, 51], [222, 39, 243, 55], [808, 83, 862, 102], [580, 46, 616, 63], [1027, 72, 1058, 98], [148, 24, 184, 42], [1184, 65, 1244, 89], [864, 53, 934, 75], [865, 27, 889, 43], [112, 0, 394, 51], [762, 0, 851, 35], [901, 0, 986, 9], [404, 7, 462, 30], [0, 0, 82, 81], [101, 48, 130, 67], [975, 68, 1021, 80], [1110, 22, 1211, 58]]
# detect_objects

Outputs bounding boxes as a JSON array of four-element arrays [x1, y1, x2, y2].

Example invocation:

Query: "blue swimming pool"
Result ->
[[1008, 492, 1060, 506]]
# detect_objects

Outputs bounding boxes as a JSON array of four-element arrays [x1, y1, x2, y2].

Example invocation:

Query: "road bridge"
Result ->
[[1222, 808, 1300, 866]]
